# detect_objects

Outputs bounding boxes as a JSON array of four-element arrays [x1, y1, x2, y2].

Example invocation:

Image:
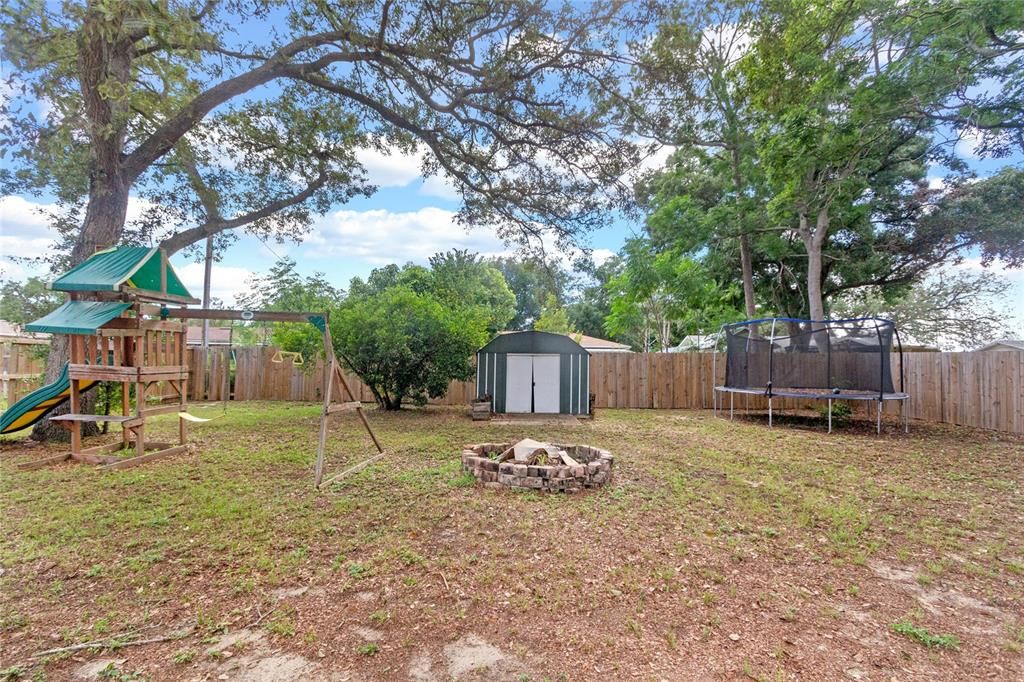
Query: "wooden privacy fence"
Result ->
[[7, 344, 1021, 434], [589, 352, 1023, 434], [183, 348, 1022, 434], [2, 340, 49, 406], [184, 346, 478, 406]]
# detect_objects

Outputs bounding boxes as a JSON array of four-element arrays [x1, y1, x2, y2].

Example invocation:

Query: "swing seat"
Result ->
[[178, 411, 224, 423]]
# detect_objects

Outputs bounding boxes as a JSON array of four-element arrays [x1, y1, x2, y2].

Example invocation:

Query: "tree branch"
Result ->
[[159, 165, 331, 255]]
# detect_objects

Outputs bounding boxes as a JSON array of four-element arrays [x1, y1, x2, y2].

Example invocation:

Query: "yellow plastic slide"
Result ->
[[0, 363, 97, 434]]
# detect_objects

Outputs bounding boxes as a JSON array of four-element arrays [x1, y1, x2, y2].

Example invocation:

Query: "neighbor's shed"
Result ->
[[476, 331, 590, 415]]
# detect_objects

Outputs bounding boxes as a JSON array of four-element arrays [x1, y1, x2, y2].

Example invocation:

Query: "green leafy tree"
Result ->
[[567, 255, 624, 341], [629, 0, 762, 316], [331, 286, 488, 410], [0, 277, 63, 327], [426, 250, 515, 335], [738, 0, 936, 322], [533, 294, 575, 335], [262, 252, 506, 408], [489, 256, 571, 330], [877, 0, 1024, 158], [606, 239, 741, 351], [235, 258, 344, 358]]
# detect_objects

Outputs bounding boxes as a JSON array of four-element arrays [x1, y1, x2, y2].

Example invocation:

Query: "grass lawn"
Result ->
[[1, 404, 1022, 681]]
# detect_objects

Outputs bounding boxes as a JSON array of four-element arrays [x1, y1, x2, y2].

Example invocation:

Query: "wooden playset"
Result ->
[[7, 246, 382, 486]]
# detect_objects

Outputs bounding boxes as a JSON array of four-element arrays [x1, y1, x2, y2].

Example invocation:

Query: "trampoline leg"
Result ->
[[768, 397, 773, 427], [904, 398, 909, 434], [730, 392, 734, 420], [828, 398, 832, 434], [876, 400, 881, 435]]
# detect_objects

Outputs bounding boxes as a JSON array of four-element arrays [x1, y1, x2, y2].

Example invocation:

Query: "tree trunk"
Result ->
[[801, 208, 829, 325], [729, 147, 757, 319], [31, 8, 135, 442], [380, 392, 402, 410], [806, 246, 824, 321], [738, 233, 756, 318], [31, 150, 131, 442]]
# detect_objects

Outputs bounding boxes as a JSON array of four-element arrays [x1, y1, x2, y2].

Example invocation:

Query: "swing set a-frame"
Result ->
[[167, 307, 385, 489]]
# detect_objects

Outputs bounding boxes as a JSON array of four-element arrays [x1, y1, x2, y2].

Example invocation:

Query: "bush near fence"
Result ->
[[6, 343, 1022, 434]]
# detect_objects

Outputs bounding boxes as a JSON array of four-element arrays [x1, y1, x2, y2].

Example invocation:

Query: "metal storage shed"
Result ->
[[476, 331, 591, 416]]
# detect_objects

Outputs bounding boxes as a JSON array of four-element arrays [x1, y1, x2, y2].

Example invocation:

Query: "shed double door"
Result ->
[[506, 354, 560, 413]]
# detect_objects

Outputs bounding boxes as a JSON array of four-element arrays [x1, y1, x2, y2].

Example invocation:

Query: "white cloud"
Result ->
[[639, 144, 676, 174], [0, 196, 59, 276], [0, 194, 164, 266], [0, 195, 56, 240], [419, 174, 461, 201], [354, 141, 462, 202], [620, 143, 676, 185], [355, 145, 423, 188], [591, 248, 615, 266], [950, 256, 1024, 284], [306, 206, 510, 264], [173, 261, 256, 307], [0, 259, 31, 282], [955, 127, 983, 160]]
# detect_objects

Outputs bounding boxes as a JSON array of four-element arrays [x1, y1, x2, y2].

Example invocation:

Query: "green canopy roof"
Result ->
[[25, 301, 133, 335], [51, 246, 195, 301]]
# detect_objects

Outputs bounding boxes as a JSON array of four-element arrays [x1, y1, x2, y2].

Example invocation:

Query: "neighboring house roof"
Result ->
[[50, 246, 197, 302], [976, 338, 1024, 352], [0, 319, 50, 342], [24, 301, 132, 335], [186, 326, 234, 345], [670, 334, 719, 352], [572, 333, 632, 352]]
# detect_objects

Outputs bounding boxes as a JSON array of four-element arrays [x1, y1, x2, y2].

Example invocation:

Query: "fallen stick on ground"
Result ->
[[248, 602, 281, 629], [30, 627, 193, 658]]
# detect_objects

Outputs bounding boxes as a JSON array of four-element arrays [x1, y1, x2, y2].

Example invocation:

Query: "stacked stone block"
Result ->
[[461, 441, 613, 493]]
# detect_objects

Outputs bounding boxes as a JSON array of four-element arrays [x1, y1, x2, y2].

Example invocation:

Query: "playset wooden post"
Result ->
[[45, 306, 192, 470]]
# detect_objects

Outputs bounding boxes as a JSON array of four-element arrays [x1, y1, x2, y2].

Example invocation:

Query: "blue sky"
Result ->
[[0, 7, 1020, 341]]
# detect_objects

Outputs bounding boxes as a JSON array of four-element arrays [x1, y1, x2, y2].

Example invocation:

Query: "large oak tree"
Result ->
[[1, 0, 647, 439]]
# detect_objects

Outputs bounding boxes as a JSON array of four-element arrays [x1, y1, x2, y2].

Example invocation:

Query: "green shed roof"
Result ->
[[25, 301, 133, 335], [51, 246, 195, 301]]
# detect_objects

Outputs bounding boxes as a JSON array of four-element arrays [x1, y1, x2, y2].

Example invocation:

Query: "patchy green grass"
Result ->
[[1, 403, 1021, 679], [892, 621, 960, 649]]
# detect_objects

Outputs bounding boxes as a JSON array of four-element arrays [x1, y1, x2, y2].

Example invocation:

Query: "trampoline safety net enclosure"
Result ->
[[715, 317, 909, 433]]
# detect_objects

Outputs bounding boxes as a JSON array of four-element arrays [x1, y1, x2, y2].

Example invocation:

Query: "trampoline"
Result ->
[[713, 317, 909, 434]]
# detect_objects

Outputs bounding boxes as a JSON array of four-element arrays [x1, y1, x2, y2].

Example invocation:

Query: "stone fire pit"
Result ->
[[462, 438, 613, 493]]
